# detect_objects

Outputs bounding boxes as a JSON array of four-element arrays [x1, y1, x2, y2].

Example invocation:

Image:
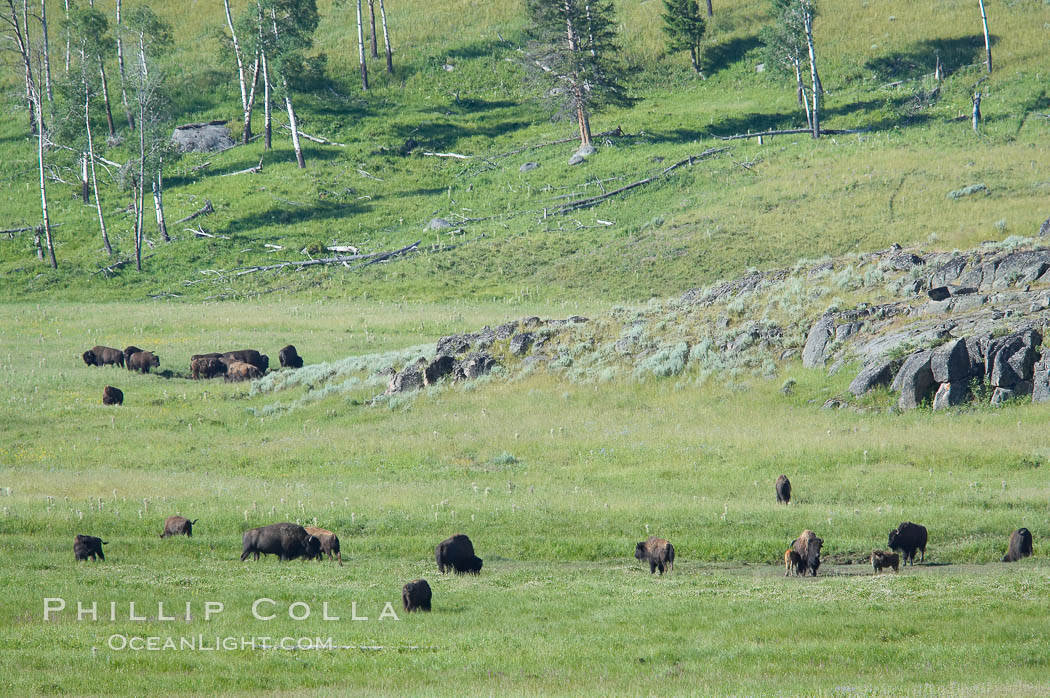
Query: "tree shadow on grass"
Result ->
[[865, 35, 995, 81], [222, 200, 367, 236], [704, 34, 763, 77]]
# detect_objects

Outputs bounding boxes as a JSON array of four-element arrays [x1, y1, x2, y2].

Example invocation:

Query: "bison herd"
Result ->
[[82, 343, 305, 405]]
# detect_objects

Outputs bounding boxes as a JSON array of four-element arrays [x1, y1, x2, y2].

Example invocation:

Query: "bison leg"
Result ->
[[336, 552, 343, 567], [649, 562, 656, 574], [241, 550, 252, 562]]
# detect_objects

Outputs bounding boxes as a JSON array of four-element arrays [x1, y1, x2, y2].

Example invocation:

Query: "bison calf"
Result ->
[[435, 533, 483, 574], [160, 516, 198, 538], [127, 351, 160, 374], [279, 344, 303, 369], [635, 536, 675, 575], [888, 521, 927, 566], [402, 579, 432, 612], [74, 534, 107, 561], [784, 548, 804, 576], [775, 474, 791, 504], [1002, 528, 1033, 562], [304, 525, 343, 565], [102, 386, 123, 405], [241, 523, 320, 562], [792, 529, 823, 576], [83, 345, 124, 368], [225, 360, 262, 382], [190, 356, 227, 380], [221, 350, 268, 373], [871, 550, 900, 574]]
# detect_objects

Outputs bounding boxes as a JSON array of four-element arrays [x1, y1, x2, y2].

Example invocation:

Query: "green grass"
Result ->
[[3, 302, 1050, 695]]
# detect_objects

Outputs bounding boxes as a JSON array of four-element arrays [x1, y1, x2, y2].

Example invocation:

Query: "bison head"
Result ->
[[887, 529, 899, 550], [634, 542, 647, 561], [802, 535, 822, 566], [82, 350, 96, 366], [305, 535, 322, 560], [467, 555, 483, 574], [149, 353, 160, 368], [259, 355, 270, 372]]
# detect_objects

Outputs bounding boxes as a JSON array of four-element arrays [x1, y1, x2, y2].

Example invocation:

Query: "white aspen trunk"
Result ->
[[81, 153, 89, 202], [368, 0, 378, 58], [63, 0, 69, 74], [978, 0, 991, 73], [86, 0, 116, 137], [40, 0, 53, 109], [243, 56, 259, 144], [83, 55, 112, 256], [793, 58, 811, 128], [803, 7, 820, 138], [153, 179, 167, 241], [378, 0, 392, 74], [116, 0, 133, 129], [224, 0, 249, 115], [136, 82, 145, 270], [36, 91, 56, 268], [706, 0, 713, 17], [285, 88, 305, 168], [262, 50, 271, 149], [9, 0, 37, 134], [356, 0, 369, 90]]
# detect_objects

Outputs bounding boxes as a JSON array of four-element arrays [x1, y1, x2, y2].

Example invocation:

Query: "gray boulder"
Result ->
[[931, 339, 973, 383], [388, 358, 427, 394], [519, 162, 539, 172], [802, 316, 835, 368], [849, 360, 895, 397], [509, 333, 534, 356], [933, 382, 970, 410], [171, 121, 234, 153], [425, 218, 453, 231], [424, 355, 456, 385], [891, 350, 935, 409], [1032, 357, 1050, 403], [568, 143, 596, 166], [988, 330, 1040, 388], [456, 352, 496, 380], [990, 387, 1018, 406]]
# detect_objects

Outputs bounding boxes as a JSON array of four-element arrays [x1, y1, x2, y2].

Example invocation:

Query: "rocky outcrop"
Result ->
[[891, 350, 936, 409], [171, 121, 234, 152], [849, 359, 895, 397]]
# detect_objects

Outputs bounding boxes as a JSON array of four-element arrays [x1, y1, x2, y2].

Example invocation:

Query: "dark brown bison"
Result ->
[[435, 533, 483, 574], [635, 536, 675, 575], [888, 522, 927, 565], [241, 523, 321, 562], [221, 350, 268, 372], [871, 550, 900, 574], [225, 361, 262, 382], [127, 351, 160, 374], [1002, 528, 1033, 562], [279, 344, 303, 369], [304, 525, 342, 565], [122, 346, 143, 368], [792, 529, 823, 576], [191, 352, 223, 361], [102, 386, 123, 405], [74, 534, 107, 561], [160, 516, 198, 538], [775, 474, 791, 504], [190, 356, 227, 380], [82, 345, 124, 367], [402, 579, 432, 612], [784, 548, 804, 576]]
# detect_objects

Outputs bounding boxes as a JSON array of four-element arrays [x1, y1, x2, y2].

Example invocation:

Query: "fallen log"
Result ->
[[174, 200, 214, 225], [232, 240, 421, 276], [95, 254, 154, 276], [423, 151, 471, 160], [493, 126, 625, 159], [1, 223, 63, 238], [553, 147, 729, 215], [279, 124, 346, 147], [720, 127, 870, 141], [220, 158, 263, 176]]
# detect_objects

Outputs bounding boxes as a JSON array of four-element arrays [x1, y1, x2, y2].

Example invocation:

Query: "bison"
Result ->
[[402, 579, 432, 612], [123, 346, 143, 368], [225, 360, 262, 382], [784, 548, 804, 576], [82, 345, 124, 367], [241, 523, 321, 562], [74, 534, 107, 561], [102, 386, 123, 405], [435, 533, 483, 574], [871, 550, 900, 574], [279, 344, 303, 369], [775, 474, 791, 504], [304, 525, 343, 565], [635, 536, 675, 575], [190, 356, 227, 380], [191, 352, 223, 361], [160, 516, 198, 538], [127, 351, 160, 374], [791, 529, 823, 576], [221, 350, 268, 373], [1002, 528, 1033, 562], [888, 521, 927, 565]]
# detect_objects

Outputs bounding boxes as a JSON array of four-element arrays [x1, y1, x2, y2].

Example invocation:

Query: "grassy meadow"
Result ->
[[2, 302, 1050, 695]]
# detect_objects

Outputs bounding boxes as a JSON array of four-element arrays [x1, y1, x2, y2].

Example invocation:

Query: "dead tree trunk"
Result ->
[[63, 0, 69, 73], [135, 88, 145, 270], [706, 0, 713, 17], [564, 1, 591, 146], [378, 0, 392, 74], [7, 0, 37, 134], [367, 0, 378, 58], [36, 92, 56, 268], [80, 154, 89, 201], [153, 161, 168, 242], [971, 91, 982, 133], [803, 7, 820, 138], [356, 0, 368, 90], [262, 50, 271, 150], [978, 0, 991, 73], [224, 0, 252, 141], [284, 88, 305, 168], [97, 60, 116, 138], [40, 0, 53, 111], [82, 54, 112, 256], [115, 0, 133, 129], [243, 56, 259, 145]]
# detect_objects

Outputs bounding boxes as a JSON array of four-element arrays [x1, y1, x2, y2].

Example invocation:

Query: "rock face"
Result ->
[[933, 382, 969, 410], [171, 121, 234, 152], [930, 339, 973, 383], [849, 359, 895, 397], [891, 350, 936, 409], [802, 316, 835, 368]]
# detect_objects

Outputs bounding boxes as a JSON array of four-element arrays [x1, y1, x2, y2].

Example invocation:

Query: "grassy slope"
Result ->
[[2, 0, 1049, 303], [2, 303, 1050, 695]]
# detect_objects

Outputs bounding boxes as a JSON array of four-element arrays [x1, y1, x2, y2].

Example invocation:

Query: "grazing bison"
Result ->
[[871, 550, 900, 574], [225, 360, 262, 382], [221, 350, 268, 372], [122, 346, 143, 368], [775, 474, 791, 504], [190, 356, 227, 380], [791, 529, 823, 576], [241, 523, 321, 562], [887, 521, 927, 565], [435, 533, 483, 575], [635, 536, 675, 575], [102, 386, 123, 405], [74, 534, 107, 561], [784, 548, 805, 576], [1002, 528, 1033, 562], [127, 350, 160, 374], [279, 344, 303, 369], [160, 516, 198, 538], [304, 525, 343, 565], [82, 345, 124, 367], [402, 579, 432, 612], [191, 352, 223, 361]]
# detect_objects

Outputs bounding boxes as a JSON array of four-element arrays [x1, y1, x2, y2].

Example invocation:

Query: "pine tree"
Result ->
[[662, 0, 706, 76]]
